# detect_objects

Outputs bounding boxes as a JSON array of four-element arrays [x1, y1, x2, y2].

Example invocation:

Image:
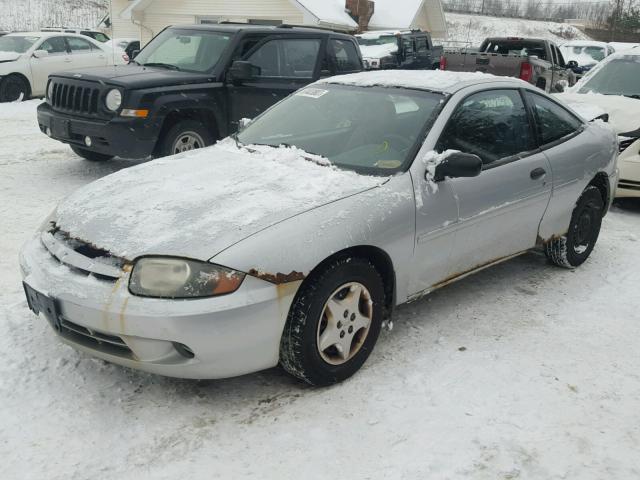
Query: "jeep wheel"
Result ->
[[158, 120, 215, 158], [280, 257, 385, 386], [0, 75, 30, 102], [70, 145, 114, 162]]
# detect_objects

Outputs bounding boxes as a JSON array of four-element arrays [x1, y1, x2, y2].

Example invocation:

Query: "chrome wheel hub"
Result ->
[[172, 131, 205, 154], [316, 282, 373, 365]]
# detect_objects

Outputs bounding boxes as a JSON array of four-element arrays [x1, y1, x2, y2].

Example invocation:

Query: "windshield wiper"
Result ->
[[142, 62, 181, 71]]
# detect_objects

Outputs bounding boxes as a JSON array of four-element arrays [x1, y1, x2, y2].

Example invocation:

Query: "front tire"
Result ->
[[545, 186, 604, 268], [70, 145, 114, 162], [157, 120, 215, 158], [0, 74, 30, 102], [280, 257, 385, 386]]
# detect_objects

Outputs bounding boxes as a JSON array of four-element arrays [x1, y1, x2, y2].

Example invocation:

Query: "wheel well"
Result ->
[[154, 109, 219, 154], [2, 73, 32, 97], [588, 172, 610, 212], [305, 246, 396, 319]]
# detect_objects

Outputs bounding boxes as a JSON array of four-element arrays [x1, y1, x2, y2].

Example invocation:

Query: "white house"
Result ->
[[109, 0, 446, 44]]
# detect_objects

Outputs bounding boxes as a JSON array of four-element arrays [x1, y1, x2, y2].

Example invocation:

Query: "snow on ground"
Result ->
[[444, 12, 591, 47], [1, 100, 640, 479]]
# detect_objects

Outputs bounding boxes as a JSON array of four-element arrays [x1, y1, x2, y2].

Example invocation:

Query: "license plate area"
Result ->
[[23, 283, 61, 331], [51, 118, 70, 139]]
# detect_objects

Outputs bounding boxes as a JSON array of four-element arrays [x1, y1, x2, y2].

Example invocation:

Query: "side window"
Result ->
[[415, 36, 428, 53], [38, 37, 68, 55], [329, 39, 361, 73], [554, 45, 566, 67], [437, 89, 535, 166], [402, 37, 415, 55], [246, 38, 321, 78], [526, 92, 583, 145], [67, 37, 94, 54]]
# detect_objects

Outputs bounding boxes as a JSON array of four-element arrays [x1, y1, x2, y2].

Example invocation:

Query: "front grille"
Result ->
[[59, 318, 134, 358], [619, 136, 638, 153], [50, 80, 101, 116]]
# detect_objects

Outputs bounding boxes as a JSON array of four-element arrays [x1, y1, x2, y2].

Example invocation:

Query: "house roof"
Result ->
[[120, 0, 358, 31], [368, 0, 447, 39]]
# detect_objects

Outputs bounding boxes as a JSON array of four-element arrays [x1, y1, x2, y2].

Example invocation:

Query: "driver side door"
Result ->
[[434, 88, 552, 278], [29, 36, 71, 95]]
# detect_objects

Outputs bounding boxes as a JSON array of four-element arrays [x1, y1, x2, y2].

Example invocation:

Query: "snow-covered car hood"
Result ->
[[53, 140, 384, 262], [0, 51, 21, 63], [359, 43, 398, 60], [555, 92, 640, 133]]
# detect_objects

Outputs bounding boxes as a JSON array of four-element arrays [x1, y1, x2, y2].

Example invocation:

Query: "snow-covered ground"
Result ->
[[444, 12, 592, 47], [1, 100, 640, 479]]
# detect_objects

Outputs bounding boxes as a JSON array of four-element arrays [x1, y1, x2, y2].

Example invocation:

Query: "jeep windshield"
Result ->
[[236, 84, 445, 176], [578, 56, 640, 98], [0, 35, 39, 54], [134, 29, 233, 73]]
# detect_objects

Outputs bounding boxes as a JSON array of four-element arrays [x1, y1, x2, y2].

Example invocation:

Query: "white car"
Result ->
[[560, 41, 614, 68], [0, 32, 124, 102], [557, 50, 640, 198]]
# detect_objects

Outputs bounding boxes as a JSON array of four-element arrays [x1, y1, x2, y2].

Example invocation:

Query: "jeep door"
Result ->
[[434, 88, 552, 277], [226, 36, 324, 132]]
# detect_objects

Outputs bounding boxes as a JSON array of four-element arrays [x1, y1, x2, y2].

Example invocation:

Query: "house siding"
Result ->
[[111, 0, 143, 40], [132, 0, 305, 43]]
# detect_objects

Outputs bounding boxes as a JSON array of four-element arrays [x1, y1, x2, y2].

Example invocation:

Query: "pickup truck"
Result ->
[[440, 37, 577, 93], [37, 24, 363, 161], [356, 30, 442, 70]]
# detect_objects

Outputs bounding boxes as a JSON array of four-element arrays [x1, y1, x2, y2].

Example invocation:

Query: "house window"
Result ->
[[198, 16, 224, 24]]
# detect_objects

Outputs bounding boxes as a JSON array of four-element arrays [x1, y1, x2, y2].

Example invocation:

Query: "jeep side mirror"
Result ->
[[433, 152, 482, 182], [32, 49, 49, 59], [229, 60, 259, 83]]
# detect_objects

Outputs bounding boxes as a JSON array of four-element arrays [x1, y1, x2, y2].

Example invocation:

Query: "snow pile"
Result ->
[[318, 69, 500, 92], [359, 42, 399, 60], [54, 139, 383, 260], [444, 12, 591, 47], [562, 99, 608, 122], [555, 92, 640, 133], [422, 150, 457, 193]]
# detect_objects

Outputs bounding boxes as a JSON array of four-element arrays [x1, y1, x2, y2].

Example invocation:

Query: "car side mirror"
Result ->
[[238, 117, 252, 131], [130, 49, 140, 59], [433, 152, 482, 182], [567, 60, 578, 68], [229, 60, 259, 83], [32, 49, 49, 59]]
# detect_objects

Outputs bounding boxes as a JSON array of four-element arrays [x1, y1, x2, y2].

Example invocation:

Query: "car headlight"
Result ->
[[129, 257, 245, 299], [47, 81, 54, 102], [105, 89, 122, 111]]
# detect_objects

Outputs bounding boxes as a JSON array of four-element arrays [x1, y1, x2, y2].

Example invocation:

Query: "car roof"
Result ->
[[317, 70, 528, 94], [167, 23, 353, 37], [356, 30, 415, 37]]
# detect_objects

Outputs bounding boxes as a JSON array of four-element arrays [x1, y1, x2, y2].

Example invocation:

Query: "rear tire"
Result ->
[[545, 186, 604, 268], [280, 257, 385, 386], [157, 120, 215, 158], [0, 74, 30, 102], [70, 145, 114, 162]]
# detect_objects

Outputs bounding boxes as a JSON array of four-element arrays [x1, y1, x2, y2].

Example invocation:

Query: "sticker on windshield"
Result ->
[[296, 88, 329, 99]]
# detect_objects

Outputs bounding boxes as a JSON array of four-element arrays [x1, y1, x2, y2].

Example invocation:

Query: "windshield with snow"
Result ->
[[578, 56, 640, 98], [134, 29, 233, 73], [357, 35, 397, 47], [0, 35, 39, 54], [236, 84, 444, 175]]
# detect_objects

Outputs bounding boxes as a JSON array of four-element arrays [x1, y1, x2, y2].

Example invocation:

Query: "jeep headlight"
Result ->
[[129, 257, 245, 299], [105, 88, 122, 111]]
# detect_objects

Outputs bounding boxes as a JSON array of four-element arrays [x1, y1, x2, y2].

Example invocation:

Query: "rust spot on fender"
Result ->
[[248, 269, 306, 284]]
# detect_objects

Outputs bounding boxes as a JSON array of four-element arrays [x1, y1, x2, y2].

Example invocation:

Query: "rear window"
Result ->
[[481, 40, 547, 60]]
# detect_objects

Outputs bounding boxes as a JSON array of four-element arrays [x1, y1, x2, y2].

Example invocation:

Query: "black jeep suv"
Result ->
[[37, 24, 363, 160]]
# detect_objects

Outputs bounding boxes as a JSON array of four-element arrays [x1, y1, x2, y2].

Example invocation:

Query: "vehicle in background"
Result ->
[[0, 31, 9, 37], [356, 30, 442, 70], [556, 50, 640, 198], [440, 37, 576, 93], [559, 41, 614, 78], [607, 42, 640, 53], [105, 37, 141, 62], [0, 32, 123, 102], [37, 24, 364, 161], [21, 71, 617, 385], [41, 27, 110, 43]]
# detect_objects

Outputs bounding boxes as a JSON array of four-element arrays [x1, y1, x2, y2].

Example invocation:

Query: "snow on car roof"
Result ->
[[561, 40, 609, 48], [317, 70, 521, 94]]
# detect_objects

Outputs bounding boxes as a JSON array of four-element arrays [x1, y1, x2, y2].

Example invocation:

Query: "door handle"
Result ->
[[530, 167, 546, 180]]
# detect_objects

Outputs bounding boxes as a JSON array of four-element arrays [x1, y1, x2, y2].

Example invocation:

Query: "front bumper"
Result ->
[[37, 102, 158, 159], [20, 235, 301, 379], [617, 143, 640, 198]]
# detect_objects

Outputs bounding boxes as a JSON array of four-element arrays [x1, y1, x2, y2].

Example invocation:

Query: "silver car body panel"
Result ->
[[21, 73, 618, 379]]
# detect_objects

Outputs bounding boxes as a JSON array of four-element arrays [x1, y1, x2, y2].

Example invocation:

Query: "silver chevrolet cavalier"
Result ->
[[20, 71, 618, 386]]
